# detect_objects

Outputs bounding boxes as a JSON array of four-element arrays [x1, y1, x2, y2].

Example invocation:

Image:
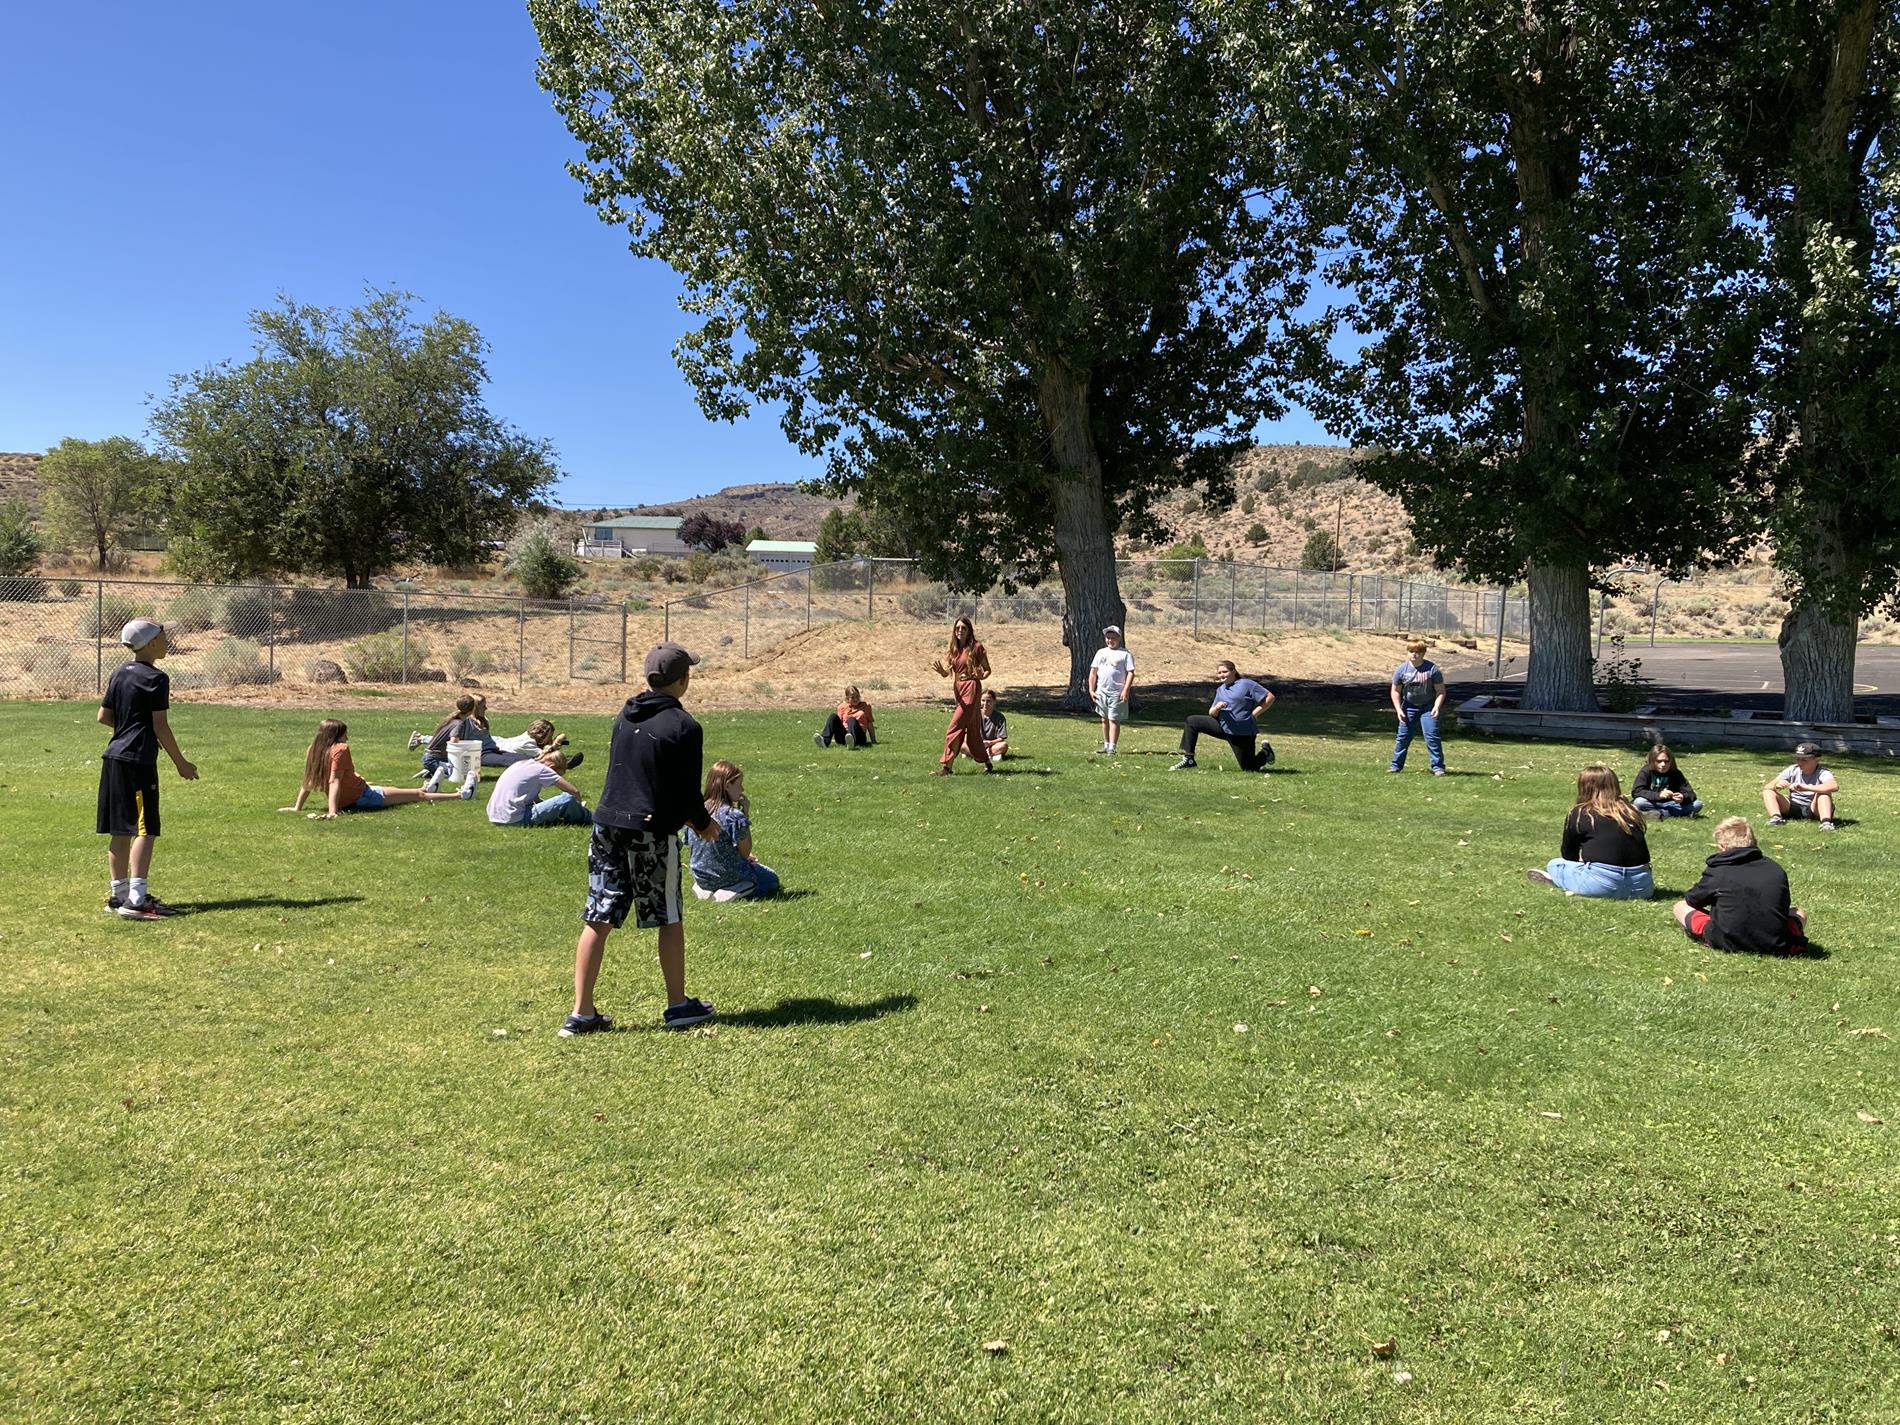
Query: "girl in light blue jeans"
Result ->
[[1527, 764, 1654, 900]]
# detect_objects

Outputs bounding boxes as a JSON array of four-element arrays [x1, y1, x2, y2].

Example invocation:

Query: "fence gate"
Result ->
[[565, 601, 627, 683]]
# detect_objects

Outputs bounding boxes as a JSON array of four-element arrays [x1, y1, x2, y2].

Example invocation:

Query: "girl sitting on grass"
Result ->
[[1630, 743, 1702, 819], [1525, 764, 1654, 900], [409, 694, 483, 792], [684, 759, 781, 901], [281, 719, 466, 820]]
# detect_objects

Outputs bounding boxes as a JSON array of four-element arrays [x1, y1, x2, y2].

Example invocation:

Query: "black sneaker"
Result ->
[[1169, 755, 1195, 771], [105, 896, 123, 914], [558, 1010, 615, 1038], [1768, 814, 1787, 826], [564, 750, 584, 770], [118, 896, 181, 920], [662, 997, 716, 1030], [1260, 743, 1276, 765]]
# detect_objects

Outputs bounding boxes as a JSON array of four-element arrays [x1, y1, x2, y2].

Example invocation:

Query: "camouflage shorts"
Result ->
[[583, 824, 681, 930]]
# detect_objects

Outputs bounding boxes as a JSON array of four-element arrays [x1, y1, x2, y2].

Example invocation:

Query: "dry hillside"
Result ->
[[573, 482, 856, 542]]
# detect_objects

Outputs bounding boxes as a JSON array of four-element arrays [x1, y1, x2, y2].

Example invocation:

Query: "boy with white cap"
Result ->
[[1088, 624, 1135, 754], [96, 620, 198, 918]]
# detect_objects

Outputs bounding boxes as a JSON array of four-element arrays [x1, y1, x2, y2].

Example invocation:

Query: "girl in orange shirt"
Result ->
[[279, 719, 466, 819], [932, 617, 994, 775]]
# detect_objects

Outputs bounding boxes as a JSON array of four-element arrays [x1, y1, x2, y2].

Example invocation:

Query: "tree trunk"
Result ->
[[1521, 561, 1595, 711], [1037, 364, 1125, 709], [1778, 600, 1857, 724]]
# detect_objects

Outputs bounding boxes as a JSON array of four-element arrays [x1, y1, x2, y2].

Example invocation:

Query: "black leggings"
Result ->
[[821, 713, 871, 746], [1180, 714, 1265, 770]]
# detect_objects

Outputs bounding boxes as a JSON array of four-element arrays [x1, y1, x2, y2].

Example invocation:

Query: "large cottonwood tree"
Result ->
[[1720, 0, 1900, 723], [1278, 1, 1761, 710], [531, 0, 1308, 699]]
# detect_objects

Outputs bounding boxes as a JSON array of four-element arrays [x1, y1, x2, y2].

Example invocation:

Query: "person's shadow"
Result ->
[[716, 993, 917, 1029], [170, 895, 366, 913]]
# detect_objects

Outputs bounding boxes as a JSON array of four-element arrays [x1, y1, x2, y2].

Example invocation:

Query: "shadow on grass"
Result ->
[[174, 895, 367, 913], [763, 888, 818, 903], [717, 993, 918, 1029]]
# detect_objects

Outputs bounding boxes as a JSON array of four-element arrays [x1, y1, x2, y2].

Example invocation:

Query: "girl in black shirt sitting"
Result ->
[[1526, 764, 1654, 899]]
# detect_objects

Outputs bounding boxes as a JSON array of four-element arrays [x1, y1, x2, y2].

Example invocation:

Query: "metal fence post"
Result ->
[[401, 588, 411, 684], [743, 582, 750, 659], [1493, 587, 1507, 678], [1228, 565, 1237, 632], [95, 579, 103, 694], [867, 560, 875, 621], [267, 584, 276, 684], [1650, 576, 1662, 647], [806, 569, 812, 630], [1262, 567, 1270, 632], [1192, 559, 1201, 638], [1293, 568, 1302, 627], [1346, 573, 1355, 630], [517, 600, 525, 690], [568, 598, 576, 679], [620, 603, 629, 683]]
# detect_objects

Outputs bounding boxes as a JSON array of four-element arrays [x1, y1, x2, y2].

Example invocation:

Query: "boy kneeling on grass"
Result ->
[[1672, 816, 1810, 955], [562, 642, 720, 1037]]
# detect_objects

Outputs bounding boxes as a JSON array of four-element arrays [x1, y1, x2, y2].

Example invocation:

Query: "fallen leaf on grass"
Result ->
[[1369, 1338, 1398, 1359], [1538, 1111, 1565, 1121], [1407, 899, 1420, 907], [1307, 985, 1323, 997], [978, 1004, 991, 1014], [1856, 1111, 1885, 1125], [1848, 1027, 1889, 1038], [1233, 1023, 1249, 1034], [981, 1339, 1009, 1356], [1661, 976, 1674, 987], [1498, 932, 1514, 943], [1353, 928, 1373, 938]]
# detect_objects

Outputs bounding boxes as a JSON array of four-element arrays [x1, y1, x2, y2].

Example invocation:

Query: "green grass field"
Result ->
[[4, 697, 1898, 1423]]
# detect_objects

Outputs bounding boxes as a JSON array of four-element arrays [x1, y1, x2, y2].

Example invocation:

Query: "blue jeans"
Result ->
[[1632, 796, 1702, 818], [524, 792, 591, 827], [1543, 859, 1654, 899], [1389, 708, 1444, 772]]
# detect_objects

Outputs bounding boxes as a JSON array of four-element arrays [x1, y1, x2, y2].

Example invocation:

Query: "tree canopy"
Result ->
[[152, 291, 556, 588], [38, 436, 164, 571], [1277, 0, 1763, 710], [678, 511, 746, 552], [531, 0, 1310, 699]]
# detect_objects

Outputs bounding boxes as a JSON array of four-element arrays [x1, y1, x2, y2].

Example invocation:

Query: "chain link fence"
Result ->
[[0, 562, 1521, 699]]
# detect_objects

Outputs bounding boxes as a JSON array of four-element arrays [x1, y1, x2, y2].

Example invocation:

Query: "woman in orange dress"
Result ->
[[932, 616, 994, 776]]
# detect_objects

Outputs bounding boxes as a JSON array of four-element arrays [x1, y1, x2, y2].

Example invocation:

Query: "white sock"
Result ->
[[111, 878, 129, 902], [129, 877, 149, 906]]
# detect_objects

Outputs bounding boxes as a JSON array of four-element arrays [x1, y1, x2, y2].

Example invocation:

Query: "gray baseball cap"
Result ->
[[643, 641, 701, 685], [1793, 741, 1821, 758], [121, 618, 165, 651]]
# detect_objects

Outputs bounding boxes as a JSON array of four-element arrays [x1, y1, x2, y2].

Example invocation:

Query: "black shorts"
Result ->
[[1783, 799, 1822, 820], [583, 824, 681, 930], [97, 759, 160, 838]]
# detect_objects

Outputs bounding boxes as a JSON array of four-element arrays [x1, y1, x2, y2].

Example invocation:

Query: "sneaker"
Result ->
[[1260, 744, 1276, 765], [662, 997, 716, 1030], [1431, 767, 1447, 777], [406, 730, 425, 750], [1640, 809, 1663, 822], [558, 1010, 614, 1038], [118, 896, 180, 920], [932, 765, 952, 777], [1525, 868, 1556, 888], [814, 731, 828, 748], [104, 896, 123, 913], [459, 779, 478, 800], [564, 751, 584, 770], [1386, 766, 1402, 773], [1169, 755, 1195, 771], [1768, 814, 1787, 826], [1820, 819, 1837, 832], [983, 764, 998, 774]]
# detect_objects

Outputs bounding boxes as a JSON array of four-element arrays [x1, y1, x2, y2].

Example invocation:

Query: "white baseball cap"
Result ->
[[121, 618, 165, 651]]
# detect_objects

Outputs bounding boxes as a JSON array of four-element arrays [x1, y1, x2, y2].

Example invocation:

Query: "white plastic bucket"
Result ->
[[447, 739, 484, 785]]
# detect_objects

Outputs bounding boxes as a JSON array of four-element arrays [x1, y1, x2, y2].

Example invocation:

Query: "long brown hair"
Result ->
[[469, 694, 490, 730], [433, 693, 476, 740], [1643, 743, 1677, 774], [1573, 763, 1643, 833], [947, 616, 976, 660], [703, 758, 745, 814], [302, 719, 349, 791]]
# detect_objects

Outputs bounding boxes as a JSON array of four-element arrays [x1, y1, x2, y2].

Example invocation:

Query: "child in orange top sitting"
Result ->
[[279, 719, 465, 819], [815, 685, 877, 749]]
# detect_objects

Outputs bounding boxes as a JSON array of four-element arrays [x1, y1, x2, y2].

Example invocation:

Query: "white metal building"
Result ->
[[745, 538, 819, 572]]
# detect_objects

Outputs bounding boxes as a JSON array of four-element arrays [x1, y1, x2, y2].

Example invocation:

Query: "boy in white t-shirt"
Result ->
[[1088, 625, 1135, 754]]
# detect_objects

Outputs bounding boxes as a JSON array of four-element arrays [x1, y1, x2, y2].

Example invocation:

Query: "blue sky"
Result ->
[[0, 2, 1329, 507]]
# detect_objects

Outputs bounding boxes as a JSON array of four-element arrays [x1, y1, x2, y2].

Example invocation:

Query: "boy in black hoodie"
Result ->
[[1672, 816, 1810, 954], [561, 642, 721, 1035]]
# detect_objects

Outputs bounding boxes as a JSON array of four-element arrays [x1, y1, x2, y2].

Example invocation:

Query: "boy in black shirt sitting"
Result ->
[[1672, 816, 1809, 955]]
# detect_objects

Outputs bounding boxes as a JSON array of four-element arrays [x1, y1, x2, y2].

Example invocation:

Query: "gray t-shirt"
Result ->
[[1775, 763, 1831, 806], [1392, 659, 1444, 710], [486, 761, 558, 824]]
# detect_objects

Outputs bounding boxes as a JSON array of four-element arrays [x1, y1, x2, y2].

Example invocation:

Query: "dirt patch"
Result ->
[[167, 620, 1512, 717]]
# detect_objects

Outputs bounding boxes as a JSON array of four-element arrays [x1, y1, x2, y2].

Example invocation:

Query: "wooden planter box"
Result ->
[[1455, 695, 1900, 758]]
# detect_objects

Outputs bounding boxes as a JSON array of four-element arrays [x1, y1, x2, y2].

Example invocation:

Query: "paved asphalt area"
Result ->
[[1474, 640, 1900, 717]]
